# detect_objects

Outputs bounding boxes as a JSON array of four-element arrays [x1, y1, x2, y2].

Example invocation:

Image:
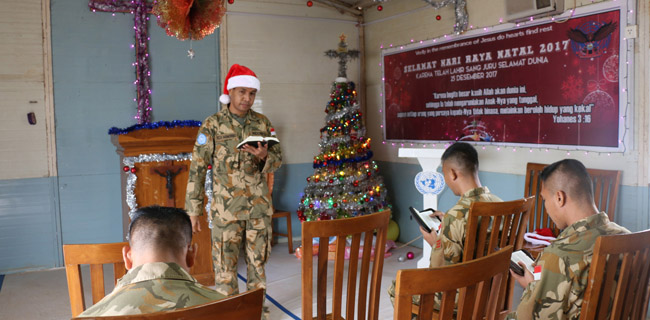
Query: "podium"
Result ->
[[112, 126, 214, 286], [398, 148, 445, 268]]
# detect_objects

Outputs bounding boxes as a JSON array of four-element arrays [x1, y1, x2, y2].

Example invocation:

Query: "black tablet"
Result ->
[[409, 206, 442, 234]]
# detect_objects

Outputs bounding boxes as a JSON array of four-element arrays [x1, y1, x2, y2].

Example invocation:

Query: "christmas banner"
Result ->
[[382, 9, 621, 148]]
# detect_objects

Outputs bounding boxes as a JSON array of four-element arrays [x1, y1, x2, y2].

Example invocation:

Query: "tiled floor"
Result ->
[[0, 242, 423, 320]]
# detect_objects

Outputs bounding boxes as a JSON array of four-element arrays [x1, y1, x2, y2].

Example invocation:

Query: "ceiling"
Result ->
[[313, 0, 384, 17]]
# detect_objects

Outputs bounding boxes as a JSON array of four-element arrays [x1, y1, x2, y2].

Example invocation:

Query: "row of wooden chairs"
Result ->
[[64, 163, 638, 319], [65, 206, 650, 320]]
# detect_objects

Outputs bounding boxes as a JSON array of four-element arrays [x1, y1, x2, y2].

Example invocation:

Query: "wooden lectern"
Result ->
[[112, 126, 214, 286]]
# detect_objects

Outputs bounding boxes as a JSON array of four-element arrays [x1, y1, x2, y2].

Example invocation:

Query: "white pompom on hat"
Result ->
[[219, 64, 260, 104]]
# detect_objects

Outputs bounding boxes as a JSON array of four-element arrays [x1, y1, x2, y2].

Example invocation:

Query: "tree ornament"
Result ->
[[228, 0, 234, 3], [123, 166, 130, 172], [207, 164, 212, 169], [306, 0, 313, 7], [398, 255, 406, 262], [406, 251, 415, 260], [436, 15, 441, 20], [377, 5, 383, 11], [130, 167, 137, 173]]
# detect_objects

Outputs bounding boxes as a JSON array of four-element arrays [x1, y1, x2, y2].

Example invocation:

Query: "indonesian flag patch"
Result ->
[[270, 127, 276, 136], [533, 265, 542, 281]]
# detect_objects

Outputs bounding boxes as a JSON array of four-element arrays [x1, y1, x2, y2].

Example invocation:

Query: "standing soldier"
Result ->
[[185, 64, 282, 318]]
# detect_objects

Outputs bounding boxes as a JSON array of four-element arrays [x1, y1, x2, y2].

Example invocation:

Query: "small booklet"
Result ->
[[236, 136, 280, 149], [409, 206, 442, 234], [510, 249, 535, 276]]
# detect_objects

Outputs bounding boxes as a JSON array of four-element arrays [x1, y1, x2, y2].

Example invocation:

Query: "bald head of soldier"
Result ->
[[540, 159, 599, 229], [441, 142, 482, 196], [123, 206, 197, 272]]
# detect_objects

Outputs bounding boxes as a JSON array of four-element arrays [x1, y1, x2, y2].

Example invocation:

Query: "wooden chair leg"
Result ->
[[286, 213, 293, 254]]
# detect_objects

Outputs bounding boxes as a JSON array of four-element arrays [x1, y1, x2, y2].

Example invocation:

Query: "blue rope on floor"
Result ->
[[237, 273, 301, 320]]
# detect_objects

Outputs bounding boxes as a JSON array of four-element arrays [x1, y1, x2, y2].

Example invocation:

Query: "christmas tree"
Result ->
[[296, 35, 391, 222]]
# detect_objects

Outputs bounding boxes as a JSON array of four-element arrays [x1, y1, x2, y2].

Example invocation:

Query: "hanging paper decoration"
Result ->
[[153, 0, 227, 40], [421, 0, 468, 34]]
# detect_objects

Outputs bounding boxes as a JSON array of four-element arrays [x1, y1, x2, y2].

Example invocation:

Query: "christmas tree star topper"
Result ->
[[324, 33, 360, 80]]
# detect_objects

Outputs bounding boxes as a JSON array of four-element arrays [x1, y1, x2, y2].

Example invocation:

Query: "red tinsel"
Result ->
[[153, 0, 226, 41]]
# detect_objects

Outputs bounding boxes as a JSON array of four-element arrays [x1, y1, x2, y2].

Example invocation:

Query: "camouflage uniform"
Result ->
[[79, 262, 225, 316], [507, 212, 630, 320], [388, 187, 502, 305], [185, 107, 282, 297], [430, 186, 503, 268]]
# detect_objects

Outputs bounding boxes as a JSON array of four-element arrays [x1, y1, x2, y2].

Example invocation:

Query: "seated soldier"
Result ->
[[388, 142, 502, 304], [79, 206, 225, 317], [508, 159, 629, 320]]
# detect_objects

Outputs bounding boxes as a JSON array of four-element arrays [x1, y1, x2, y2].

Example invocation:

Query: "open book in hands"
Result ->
[[236, 136, 280, 149], [409, 206, 442, 234], [510, 249, 535, 276]]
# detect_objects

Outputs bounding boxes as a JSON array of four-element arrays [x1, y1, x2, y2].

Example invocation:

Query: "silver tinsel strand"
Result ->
[[204, 168, 213, 229], [123, 153, 192, 218], [325, 103, 361, 123], [422, 0, 468, 34]]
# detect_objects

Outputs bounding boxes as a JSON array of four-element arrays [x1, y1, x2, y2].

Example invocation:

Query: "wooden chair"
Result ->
[[267, 172, 294, 253], [395, 245, 514, 320], [579, 230, 650, 320], [411, 197, 533, 318], [301, 210, 391, 320], [63, 242, 129, 317], [523, 162, 621, 237], [464, 197, 533, 318], [72, 287, 264, 320]]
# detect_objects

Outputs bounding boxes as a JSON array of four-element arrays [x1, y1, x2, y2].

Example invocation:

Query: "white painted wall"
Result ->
[[363, 0, 649, 187], [222, 0, 361, 165], [0, 0, 56, 180]]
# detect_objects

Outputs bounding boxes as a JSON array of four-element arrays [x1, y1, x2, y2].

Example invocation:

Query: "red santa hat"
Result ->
[[219, 64, 260, 104]]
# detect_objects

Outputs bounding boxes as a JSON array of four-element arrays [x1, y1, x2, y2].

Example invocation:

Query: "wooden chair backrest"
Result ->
[[301, 210, 391, 320], [394, 245, 514, 320], [63, 242, 129, 317], [463, 197, 533, 315], [579, 230, 650, 320], [72, 287, 264, 320], [524, 162, 621, 234]]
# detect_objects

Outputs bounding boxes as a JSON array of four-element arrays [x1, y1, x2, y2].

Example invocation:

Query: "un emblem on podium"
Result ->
[[414, 171, 445, 195]]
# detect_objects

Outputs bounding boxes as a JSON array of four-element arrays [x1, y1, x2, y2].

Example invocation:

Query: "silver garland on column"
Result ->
[[421, 0, 468, 34], [204, 167, 213, 229]]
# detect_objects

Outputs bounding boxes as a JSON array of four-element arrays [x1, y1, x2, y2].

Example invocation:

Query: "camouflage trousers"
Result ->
[[387, 279, 421, 306], [211, 217, 272, 297], [388, 279, 446, 316]]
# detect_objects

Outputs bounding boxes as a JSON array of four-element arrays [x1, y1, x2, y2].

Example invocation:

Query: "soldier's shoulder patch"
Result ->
[[197, 133, 207, 145]]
